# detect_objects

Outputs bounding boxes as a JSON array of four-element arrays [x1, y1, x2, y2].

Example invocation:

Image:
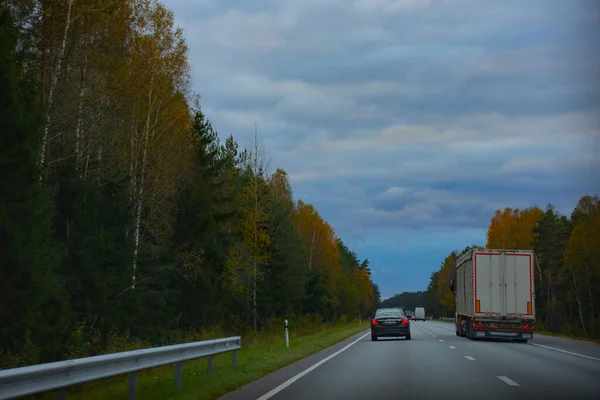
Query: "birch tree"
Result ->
[[122, 0, 192, 289], [239, 127, 272, 331]]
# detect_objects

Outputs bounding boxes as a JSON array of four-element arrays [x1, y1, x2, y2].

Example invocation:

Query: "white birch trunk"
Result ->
[[40, 0, 74, 176], [308, 228, 316, 271], [75, 67, 85, 176], [585, 263, 594, 319], [253, 174, 258, 332], [129, 104, 138, 205], [572, 272, 587, 335], [131, 84, 153, 289]]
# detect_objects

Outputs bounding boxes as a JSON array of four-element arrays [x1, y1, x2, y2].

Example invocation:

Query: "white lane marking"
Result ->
[[529, 343, 600, 362], [432, 335, 437, 337], [464, 356, 476, 361], [256, 331, 370, 400], [497, 376, 520, 386], [439, 339, 444, 342], [449, 346, 456, 349]]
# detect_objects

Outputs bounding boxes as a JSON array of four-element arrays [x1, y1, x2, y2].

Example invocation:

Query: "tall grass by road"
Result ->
[[30, 321, 367, 400]]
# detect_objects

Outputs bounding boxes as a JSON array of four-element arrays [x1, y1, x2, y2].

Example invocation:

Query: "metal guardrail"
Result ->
[[440, 317, 455, 322], [0, 336, 241, 400]]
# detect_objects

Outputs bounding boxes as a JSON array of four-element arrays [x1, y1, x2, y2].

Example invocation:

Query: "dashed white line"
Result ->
[[439, 339, 444, 342], [497, 376, 520, 386], [464, 356, 476, 361], [529, 343, 600, 362], [432, 335, 437, 337], [256, 331, 370, 400], [449, 346, 456, 349]]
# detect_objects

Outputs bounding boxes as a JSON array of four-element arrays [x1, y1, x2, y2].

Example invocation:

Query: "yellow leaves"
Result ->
[[486, 206, 543, 249], [295, 200, 341, 275], [435, 252, 456, 311], [221, 244, 247, 298], [564, 195, 600, 279], [353, 267, 375, 312], [440, 290, 456, 312], [238, 176, 271, 267], [268, 168, 293, 210], [176, 244, 204, 286]]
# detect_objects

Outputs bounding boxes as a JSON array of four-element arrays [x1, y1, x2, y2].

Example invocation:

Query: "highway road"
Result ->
[[220, 321, 600, 400]]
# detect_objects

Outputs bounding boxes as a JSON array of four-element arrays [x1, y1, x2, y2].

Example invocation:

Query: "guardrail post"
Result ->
[[207, 355, 214, 376], [232, 350, 237, 366], [128, 372, 137, 400], [175, 362, 182, 388]]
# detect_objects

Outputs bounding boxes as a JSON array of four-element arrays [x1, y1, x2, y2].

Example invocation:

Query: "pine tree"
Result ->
[[0, 3, 68, 363]]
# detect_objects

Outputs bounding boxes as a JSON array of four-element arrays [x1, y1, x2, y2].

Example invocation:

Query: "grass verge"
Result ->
[[536, 329, 600, 344], [57, 323, 367, 400]]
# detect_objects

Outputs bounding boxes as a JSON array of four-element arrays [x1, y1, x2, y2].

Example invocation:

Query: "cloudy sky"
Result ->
[[163, 0, 600, 298]]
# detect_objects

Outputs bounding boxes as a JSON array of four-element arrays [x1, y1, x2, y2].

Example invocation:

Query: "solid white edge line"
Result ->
[[529, 343, 600, 362], [256, 331, 371, 400], [497, 376, 520, 386], [464, 356, 476, 360]]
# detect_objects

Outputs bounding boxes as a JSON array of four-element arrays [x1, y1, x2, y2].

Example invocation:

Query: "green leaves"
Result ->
[[1, 0, 378, 367]]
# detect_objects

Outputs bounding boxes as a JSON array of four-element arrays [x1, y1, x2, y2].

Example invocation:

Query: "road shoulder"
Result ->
[[218, 329, 370, 400]]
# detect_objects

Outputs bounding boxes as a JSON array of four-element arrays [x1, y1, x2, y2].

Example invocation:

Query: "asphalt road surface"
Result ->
[[220, 321, 600, 400]]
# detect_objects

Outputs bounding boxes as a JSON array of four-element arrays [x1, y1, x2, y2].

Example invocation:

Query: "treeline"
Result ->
[[0, 0, 379, 368], [422, 195, 600, 338], [379, 291, 429, 313]]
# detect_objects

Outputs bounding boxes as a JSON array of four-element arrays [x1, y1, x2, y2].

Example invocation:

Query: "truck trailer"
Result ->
[[450, 249, 535, 342]]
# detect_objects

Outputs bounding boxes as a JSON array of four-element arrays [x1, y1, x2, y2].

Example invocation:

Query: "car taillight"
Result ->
[[401, 318, 408, 325], [371, 319, 378, 325]]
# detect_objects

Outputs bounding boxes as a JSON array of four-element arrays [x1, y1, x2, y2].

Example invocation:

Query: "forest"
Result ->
[[0, 0, 379, 368], [383, 195, 600, 339]]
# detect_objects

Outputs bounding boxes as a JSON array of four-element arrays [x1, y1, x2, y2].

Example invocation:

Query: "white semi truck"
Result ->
[[450, 249, 536, 342]]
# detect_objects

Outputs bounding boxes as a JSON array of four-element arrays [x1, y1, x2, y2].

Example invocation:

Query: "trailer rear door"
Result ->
[[474, 251, 534, 318]]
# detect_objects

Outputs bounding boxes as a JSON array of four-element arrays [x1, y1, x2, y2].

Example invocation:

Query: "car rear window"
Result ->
[[375, 309, 404, 318]]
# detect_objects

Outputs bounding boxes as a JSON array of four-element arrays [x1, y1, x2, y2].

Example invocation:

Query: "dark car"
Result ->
[[370, 308, 411, 341]]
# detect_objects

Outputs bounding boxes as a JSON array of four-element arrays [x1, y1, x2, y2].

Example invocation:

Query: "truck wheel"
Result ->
[[467, 322, 474, 340]]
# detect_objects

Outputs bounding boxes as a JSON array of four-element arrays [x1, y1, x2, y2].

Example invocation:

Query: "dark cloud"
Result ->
[[163, 0, 600, 294]]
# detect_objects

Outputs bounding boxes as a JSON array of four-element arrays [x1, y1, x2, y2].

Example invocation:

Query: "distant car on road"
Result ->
[[414, 307, 426, 321], [370, 308, 411, 341], [405, 310, 414, 318]]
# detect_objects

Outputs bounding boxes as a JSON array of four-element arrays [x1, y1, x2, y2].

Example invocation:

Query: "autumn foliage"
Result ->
[[418, 196, 600, 339], [486, 206, 544, 249], [0, 0, 378, 367]]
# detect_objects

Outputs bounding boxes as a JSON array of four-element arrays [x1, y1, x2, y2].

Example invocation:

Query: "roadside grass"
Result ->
[[44, 323, 367, 400], [536, 329, 600, 344]]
